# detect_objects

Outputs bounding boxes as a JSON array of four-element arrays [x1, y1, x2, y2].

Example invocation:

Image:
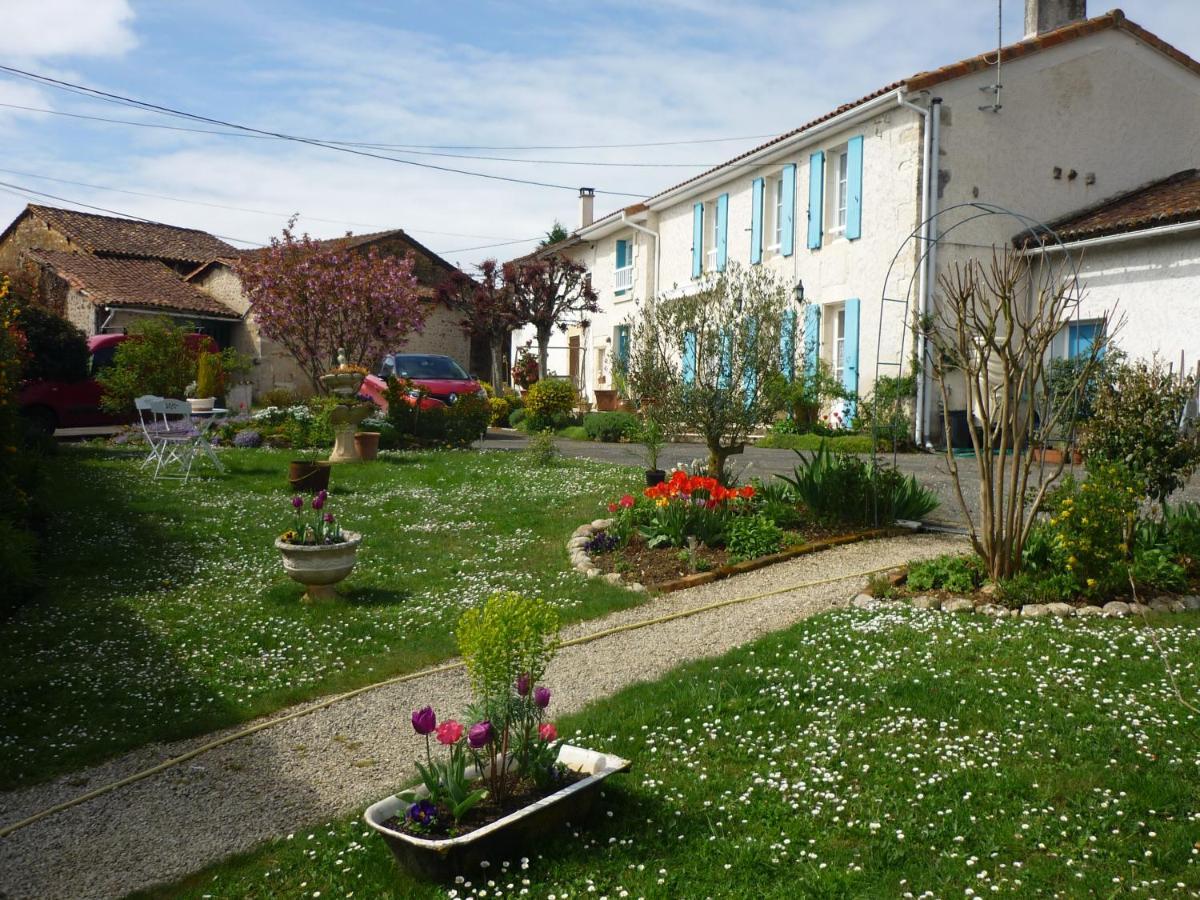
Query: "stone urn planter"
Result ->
[[365, 745, 630, 881], [354, 431, 381, 461], [275, 530, 361, 601]]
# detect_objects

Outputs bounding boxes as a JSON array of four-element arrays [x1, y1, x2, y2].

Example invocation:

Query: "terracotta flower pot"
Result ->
[[354, 431, 381, 461], [593, 389, 618, 412], [275, 531, 362, 601], [288, 460, 332, 493]]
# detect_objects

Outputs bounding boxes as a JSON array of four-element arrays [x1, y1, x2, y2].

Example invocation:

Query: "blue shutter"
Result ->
[[846, 136, 864, 240], [682, 330, 697, 385], [780, 308, 796, 381], [780, 163, 796, 257], [743, 317, 758, 402], [804, 304, 821, 377], [719, 330, 732, 388], [807, 151, 825, 250], [691, 202, 704, 278], [616, 326, 630, 371], [842, 299, 860, 419], [750, 177, 764, 264], [716, 193, 729, 272]]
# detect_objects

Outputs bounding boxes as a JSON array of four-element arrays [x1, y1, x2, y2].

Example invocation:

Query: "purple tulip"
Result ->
[[467, 720, 494, 749], [291, 495, 303, 510], [533, 686, 551, 709], [516, 673, 531, 697], [312, 494, 325, 510], [411, 706, 436, 735], [324, 512, 334, 523], [317, 489, 328, 502]]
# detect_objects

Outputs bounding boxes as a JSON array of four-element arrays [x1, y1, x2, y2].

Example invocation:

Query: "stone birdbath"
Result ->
[[320, 349, 374, 463]]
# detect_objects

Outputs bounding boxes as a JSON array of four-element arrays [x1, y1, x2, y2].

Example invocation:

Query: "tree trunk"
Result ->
[[536, 325, 552, 380], [706, 443, 730, 482], [489, 336, 505, 390]]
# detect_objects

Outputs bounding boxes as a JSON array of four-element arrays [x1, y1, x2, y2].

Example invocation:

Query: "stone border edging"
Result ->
[[850, 574, 1200, 619], [568, 523, 909, 595]]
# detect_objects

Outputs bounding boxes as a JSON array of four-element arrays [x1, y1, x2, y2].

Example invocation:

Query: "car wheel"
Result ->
[[21, 406, 58, 437]]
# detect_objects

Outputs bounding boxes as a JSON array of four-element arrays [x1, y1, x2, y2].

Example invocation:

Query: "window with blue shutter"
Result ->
[[807, 152, 825, 250], [718, 330, 732, 388], [1067, 321, 1103, 358], [615, 325, 630, 374], [846, 135, 864, 240], [682, 330, 697, 385], [780, 308, 796, 381], [750, 178, 764, 264], [804, 304, 821, 377], [781, 163, 796, 257], [692, 203, 704, 278], [615, 239, 628, 295], [742, 317, 758, 402], [716, 193, 729, 272], [842, 299, 860, 419]]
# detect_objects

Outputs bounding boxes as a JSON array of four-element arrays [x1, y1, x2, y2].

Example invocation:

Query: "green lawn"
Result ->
[[146, 607, 1200, 899], [0, 445, 641, 788]]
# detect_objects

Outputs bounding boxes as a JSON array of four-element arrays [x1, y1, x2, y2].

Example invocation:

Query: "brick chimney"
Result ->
[[579, 187, 595, 229], [1025, 0, 1086, 38]]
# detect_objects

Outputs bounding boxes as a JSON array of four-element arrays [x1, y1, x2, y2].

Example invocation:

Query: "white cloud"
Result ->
[[6, 0, 136, 61]]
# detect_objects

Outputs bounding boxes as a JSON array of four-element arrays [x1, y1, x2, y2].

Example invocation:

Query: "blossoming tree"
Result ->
[[239, 222, 425, 393], [510, 254, 598, 379], [437, 259, 527, 389]]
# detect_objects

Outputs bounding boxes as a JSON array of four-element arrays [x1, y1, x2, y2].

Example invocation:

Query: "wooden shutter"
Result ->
[[716, 193, 729, 272], [807, 151, 825, 250], [781, 163, 796, 257], [842, 298, 860, 418], [750, 177, 764, 264], [692, 202, 704, 278], [846, 135, 864, 240]]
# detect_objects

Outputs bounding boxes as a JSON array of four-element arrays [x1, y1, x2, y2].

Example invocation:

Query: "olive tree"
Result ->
[[625, 264, 797, 480], [920, 250, 1114, 581]]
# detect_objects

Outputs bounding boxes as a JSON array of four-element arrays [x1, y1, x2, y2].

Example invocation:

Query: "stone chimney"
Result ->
[[1025, 0, 1086, 38], [579, 187, 595, 228]]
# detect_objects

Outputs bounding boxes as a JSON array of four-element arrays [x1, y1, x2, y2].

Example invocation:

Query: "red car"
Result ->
[[19, 332, 216, 434], [361, 353, 485, 413]]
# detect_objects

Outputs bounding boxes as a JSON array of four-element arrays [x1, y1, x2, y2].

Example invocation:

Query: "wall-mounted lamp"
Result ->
[[793, 279, 805, 305]]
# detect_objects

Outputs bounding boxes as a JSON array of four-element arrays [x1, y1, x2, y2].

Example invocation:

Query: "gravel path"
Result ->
[[0, 532, 964, 900]]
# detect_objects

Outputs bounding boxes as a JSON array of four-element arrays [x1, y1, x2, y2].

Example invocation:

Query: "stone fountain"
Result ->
[[320, 349, 373, 463]]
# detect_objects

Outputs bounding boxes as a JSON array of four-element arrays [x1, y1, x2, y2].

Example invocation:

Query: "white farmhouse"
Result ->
[[511, 1, 1200, 445]]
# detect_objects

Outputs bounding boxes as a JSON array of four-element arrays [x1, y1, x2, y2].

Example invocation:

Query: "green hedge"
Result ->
[[755, 432, 876, 454], [583, 411, 638, 442]]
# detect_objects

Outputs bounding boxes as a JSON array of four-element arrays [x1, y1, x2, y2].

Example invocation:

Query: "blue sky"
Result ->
[[2, 0, 1197, 268]]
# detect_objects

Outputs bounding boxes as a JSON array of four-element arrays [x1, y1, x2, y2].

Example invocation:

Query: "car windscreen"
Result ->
[[386, 355, 469, 380]]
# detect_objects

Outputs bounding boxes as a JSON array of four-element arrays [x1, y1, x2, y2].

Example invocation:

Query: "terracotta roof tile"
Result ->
[[25, 250, 240, 318], [26, 205, 237, 264], [1030, 169, 1200, 243]]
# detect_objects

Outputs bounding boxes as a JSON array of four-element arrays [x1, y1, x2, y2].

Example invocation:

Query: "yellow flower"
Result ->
[[1086, 578, 1097, 588], [1068, 556, 1077, 566], [655, 497, 668, 508]]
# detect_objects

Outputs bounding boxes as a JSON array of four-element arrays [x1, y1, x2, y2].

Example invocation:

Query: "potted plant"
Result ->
[[365, 592, 630, 880], [354, 419, 384, 461], [186, 351, 221, 413], [288, 446, 332, 493], [638, 415, 667, 486], [275, 490, 361, 601]]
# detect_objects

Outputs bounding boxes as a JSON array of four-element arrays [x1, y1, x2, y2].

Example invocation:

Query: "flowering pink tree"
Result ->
[[437, 259, 527, 388], [239, 222, 425, 393]]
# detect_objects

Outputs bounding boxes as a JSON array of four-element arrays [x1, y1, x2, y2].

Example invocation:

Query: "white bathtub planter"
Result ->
[[365, 745, 631, 880], [369, 593, 630, 881], [275, 490, 359, 601]]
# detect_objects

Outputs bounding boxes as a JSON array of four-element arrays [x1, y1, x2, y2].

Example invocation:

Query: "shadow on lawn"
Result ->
[[0, 448, 249, 787]]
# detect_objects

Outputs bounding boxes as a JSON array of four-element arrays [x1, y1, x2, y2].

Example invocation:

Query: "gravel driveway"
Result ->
[[0, 532, 964, 900]]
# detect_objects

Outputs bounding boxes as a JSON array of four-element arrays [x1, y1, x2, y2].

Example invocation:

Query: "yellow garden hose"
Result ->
[[0, 561, 898, 840]]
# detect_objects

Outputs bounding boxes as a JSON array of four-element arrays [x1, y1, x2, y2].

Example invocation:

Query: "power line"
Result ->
[[0, 166, 526, 240], [0, 179, 263, 246], [0, 65, 646, 197], [0, 100, 776, 153], [435, 236, 543, 255], [0, 101, 759, 168]]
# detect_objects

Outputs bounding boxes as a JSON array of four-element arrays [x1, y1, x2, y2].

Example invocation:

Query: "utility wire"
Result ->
[[0, 66, 647, 197], [0, 101, 775, 153], [0, 179, 263, 246], [435, 236, 543, 255], [0, 101, 761, 168], [0, 166, 525, 240]]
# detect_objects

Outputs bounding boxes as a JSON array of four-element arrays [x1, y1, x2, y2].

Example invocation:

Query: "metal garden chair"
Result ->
[[152, 398, 202, 482]]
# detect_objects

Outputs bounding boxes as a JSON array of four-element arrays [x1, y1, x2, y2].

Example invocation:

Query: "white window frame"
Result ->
[[831, 150, 849, 235], [614, 238, 634, 293], [767, 176, 784, 251], [832, 306, 847, 383], [703, 200, 719, 271]]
